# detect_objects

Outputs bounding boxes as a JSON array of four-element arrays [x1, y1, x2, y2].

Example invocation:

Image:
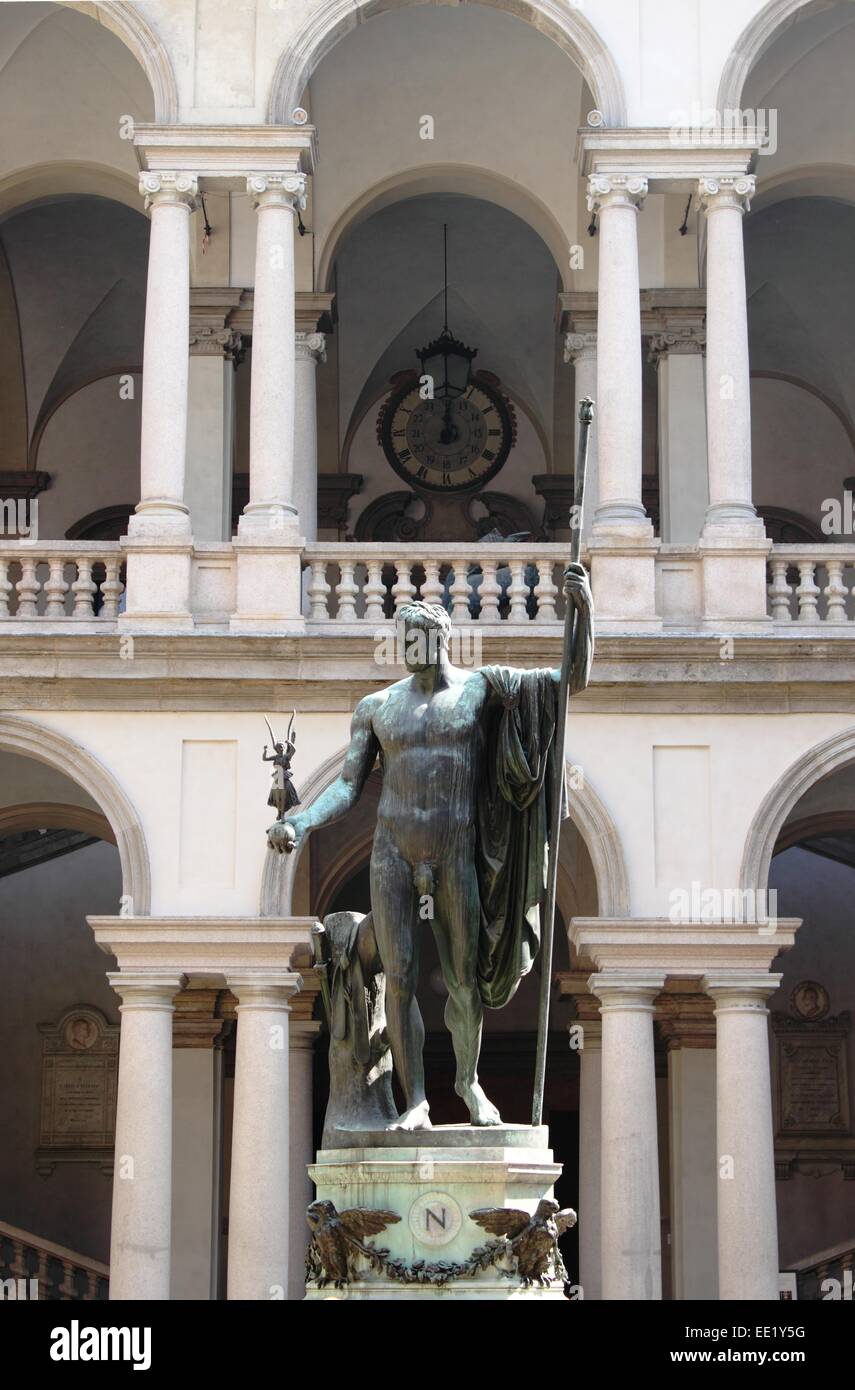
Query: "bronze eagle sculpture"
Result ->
[[306, 1199, 400, 1287], [469, 1198, 576, 1284]]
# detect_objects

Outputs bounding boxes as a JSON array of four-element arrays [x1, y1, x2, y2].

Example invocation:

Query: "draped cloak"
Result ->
[[475, 594, 593, 1008]]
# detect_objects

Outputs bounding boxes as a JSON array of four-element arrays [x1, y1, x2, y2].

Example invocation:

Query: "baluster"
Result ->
[[59, 1259, 76, 1300], [508, 558, 529, 623], [44, 558, 69, 618], [363, 560, 386, 623], [767, 557, 793, 622], [307, 559, 331, 621], [71, 557, 96, 618], [823, 559, 848, 623], [477, 558, 501, 622], [336, 560, 358, 622], [36, 1249, 48, 1300], [0, 559, 11, 618], [391, 560, 416, 612], [100, 557, 124, 620], [449, 557, 472, 624], [15, 558, 39, 618], [421, 559, 443, 608], [533, 562, 558, 623], [796, 560, 820, 622], [9, 1238, 27, 1279], [85, 1268, 98, 1300]]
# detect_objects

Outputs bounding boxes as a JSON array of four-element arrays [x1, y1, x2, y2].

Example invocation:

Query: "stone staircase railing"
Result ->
[[790, 1236, 855, 1301], [0, 1220, 109, 1300]]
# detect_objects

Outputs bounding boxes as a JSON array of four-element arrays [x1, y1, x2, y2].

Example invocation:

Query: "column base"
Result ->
[[306, 1125, 568, 1301], [119, 539, 194, 632], [229, 534, 306, 634], [588, 529, 662, 631], [699, 531, 772, 629]]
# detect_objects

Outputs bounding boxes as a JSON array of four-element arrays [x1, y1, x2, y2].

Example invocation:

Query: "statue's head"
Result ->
[[397, 601, 452, 672]]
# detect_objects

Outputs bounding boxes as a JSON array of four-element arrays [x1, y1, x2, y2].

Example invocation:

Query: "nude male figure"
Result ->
[[268, 564, 592, 1130]]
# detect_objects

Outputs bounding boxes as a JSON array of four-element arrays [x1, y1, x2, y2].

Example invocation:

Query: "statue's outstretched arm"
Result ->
[[268, 697, 380, 853]]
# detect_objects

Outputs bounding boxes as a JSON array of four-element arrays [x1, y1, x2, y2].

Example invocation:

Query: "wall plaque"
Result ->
[[36, 1006, 118, 1176], [772, 999, 855, 1180]]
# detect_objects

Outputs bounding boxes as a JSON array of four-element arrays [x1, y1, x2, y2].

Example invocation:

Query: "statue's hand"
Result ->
[[563, 562, 592, 612], [267, 818, 303, 854]]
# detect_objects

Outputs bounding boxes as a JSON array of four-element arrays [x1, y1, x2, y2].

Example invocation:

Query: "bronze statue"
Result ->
[[469, 1199, 576, 1285], [313, 911, 397, 1141], [263, 713, 299, 821], [269, 566, 593, 1131]]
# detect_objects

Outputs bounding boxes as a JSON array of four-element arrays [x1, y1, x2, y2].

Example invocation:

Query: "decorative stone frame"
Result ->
[[740, 727, 855, 895], [267, 0, 628, 130], [0, 715, 151, 914]]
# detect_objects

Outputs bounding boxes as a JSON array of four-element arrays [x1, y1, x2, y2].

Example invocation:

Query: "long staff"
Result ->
[[531, 397, 594, 1127]]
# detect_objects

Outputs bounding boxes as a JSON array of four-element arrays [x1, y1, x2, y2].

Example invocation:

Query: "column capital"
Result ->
[[295, 330, 327, 364], [107, 970, 186, 1008], [189, 324, 243, 359], [564, 329, 597, 365], [587, 173, 648, 214], [246, 172, 307, 211], [698, 175, 755, 215], [648, 326, 706, 364], [227, 971, 303, 1008], [702, 971, 783, 1011], [589, 971, 666, 1010], [139, 171, 199, 212]]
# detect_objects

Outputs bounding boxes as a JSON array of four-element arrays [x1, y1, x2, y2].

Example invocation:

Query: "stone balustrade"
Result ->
[[0, 543, 124, 622], [302, 542, 571, 626], [1, 539, 854, 628], [767, 546, 855, 624], [0, 1220, 109, 1300]]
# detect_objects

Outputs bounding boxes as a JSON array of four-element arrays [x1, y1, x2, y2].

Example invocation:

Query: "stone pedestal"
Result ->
[[306, 1126, 568, 1300]]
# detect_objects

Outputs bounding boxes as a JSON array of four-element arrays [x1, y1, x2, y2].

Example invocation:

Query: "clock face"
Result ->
[[379, 377, 514, 493]]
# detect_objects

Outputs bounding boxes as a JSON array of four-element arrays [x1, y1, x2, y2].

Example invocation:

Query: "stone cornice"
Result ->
[[559, 289, 706, 339], [87, 916, 319, 983], [569, 918, 800, 975], [134, 123, 317, 185], [577, 127, 761, 190]]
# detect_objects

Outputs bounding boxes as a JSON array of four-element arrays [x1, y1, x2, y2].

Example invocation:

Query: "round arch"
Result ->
[[261, 742, 630, 919], [0, 163, 141, 220], [268, 0, 627, 129], [0, 716, 151, 913], [740, 726, 855, 893], [717, 0, 834, 115], [64, 1, 178, 123], [0, 802, 115, 842], [317, 164, 572, 293]]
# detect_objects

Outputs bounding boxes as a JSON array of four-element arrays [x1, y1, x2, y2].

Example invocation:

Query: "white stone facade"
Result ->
[[1, 0, 855, 1304]]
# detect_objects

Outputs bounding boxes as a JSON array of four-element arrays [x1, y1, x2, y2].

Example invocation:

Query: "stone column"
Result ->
[[186, 292, 242, 542], [698, 176, 759, 535], [239, 174, 307, 536], [648, 325, 708, 544], [288, 1018, 321, 1300], [226, 972, 302, 1300], [122, 173, 198, 629], [576, 1011, 602, 1300], [170, 991, 224, 1300], [697, 175, 769, 625], [659, 994, 718, 1300], [293, 332, 325, 544], [703, 972, 782, 1301], [130, 173, 198, 538], [563, 330, 599, 543], [587, 175, 649, 534], [107, 971, 185, 1301], [586, 175, 658, 629], [230, 175, 307, 632], [591, 971, 665, 1299]]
